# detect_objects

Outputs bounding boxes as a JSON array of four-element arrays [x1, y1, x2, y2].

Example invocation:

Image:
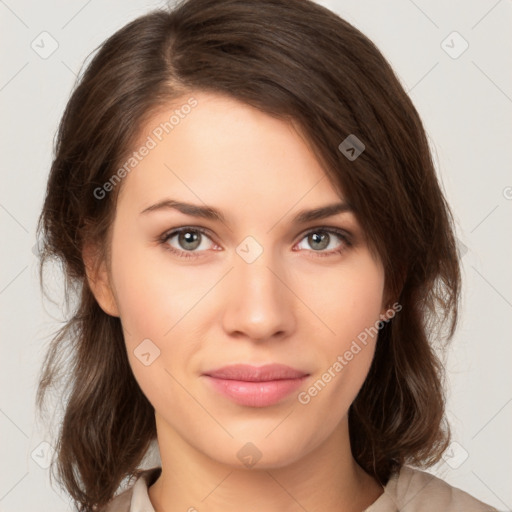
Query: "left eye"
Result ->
[[295, 228, 351, 255]]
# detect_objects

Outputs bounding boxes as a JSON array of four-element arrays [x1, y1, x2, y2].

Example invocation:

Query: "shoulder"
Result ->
[[366, 465, 498, 512], [101, 485, 133, 512], [100, 467, 162, 512]]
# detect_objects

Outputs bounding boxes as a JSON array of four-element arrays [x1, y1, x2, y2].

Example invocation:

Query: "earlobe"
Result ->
[[82, 243, 120, 317]]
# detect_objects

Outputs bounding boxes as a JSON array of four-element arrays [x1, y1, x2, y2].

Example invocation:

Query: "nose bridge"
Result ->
[[221, 237, 295, 340]]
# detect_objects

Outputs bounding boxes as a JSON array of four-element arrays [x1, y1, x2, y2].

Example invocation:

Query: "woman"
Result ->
[[35, 0, 497, 511]]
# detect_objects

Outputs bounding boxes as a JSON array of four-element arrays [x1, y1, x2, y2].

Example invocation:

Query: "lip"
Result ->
[[202, 364, 309, 407]]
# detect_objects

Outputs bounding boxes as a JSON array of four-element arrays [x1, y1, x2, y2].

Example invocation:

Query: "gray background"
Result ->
[[1, 0, 511, 510]]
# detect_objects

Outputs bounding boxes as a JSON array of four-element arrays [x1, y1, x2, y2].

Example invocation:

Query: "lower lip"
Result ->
[[203, 376, 308, 407]]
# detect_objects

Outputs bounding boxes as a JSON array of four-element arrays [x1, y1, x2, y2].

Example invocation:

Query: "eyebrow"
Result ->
[[140, 199, 353, 224]]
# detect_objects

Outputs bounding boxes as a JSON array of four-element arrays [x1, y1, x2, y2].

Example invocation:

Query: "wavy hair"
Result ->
[[36, 0, 461, 510]]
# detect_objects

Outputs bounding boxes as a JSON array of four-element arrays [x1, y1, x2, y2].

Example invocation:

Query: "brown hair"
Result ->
[[36, 0, 461, 510]]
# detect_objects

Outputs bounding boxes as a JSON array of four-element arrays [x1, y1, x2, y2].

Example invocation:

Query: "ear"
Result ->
[[82, 242, 120, 317]]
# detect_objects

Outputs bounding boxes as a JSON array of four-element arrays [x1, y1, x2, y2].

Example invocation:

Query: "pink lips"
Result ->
[[202, 364, 309, 407]]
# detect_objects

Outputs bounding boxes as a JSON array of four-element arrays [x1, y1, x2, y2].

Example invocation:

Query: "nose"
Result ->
[[221, 248, 296, 342]]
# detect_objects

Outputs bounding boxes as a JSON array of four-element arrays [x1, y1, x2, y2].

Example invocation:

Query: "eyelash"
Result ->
[[158, 226, 353, 260]]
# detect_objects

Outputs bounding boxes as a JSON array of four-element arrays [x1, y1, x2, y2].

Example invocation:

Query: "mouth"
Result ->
[[202, 364, 310, 407]]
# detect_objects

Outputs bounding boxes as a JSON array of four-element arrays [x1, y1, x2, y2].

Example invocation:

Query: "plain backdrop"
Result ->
[[1, 0, 511, 510]]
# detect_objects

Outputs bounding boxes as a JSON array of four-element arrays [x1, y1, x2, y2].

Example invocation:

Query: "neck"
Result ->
[[148, 415, 384, 512]]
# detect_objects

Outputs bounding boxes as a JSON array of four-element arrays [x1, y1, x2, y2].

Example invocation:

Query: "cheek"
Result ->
[[299, 253, 385, 407], [109, 223, 196, 341], [108, 224, 208, 397], [304, 251, 385, 352]]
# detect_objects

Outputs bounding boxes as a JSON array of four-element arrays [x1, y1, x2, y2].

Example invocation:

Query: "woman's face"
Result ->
[[96, 91, 387, 468]]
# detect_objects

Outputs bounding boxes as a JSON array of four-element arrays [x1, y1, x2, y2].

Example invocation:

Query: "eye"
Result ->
[[159, 227, 218, 259], [158, 226, 353, 260], [294, 227, 352, 257]]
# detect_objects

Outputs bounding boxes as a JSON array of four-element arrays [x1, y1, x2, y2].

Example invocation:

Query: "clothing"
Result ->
[[102, 465, 498, 511]]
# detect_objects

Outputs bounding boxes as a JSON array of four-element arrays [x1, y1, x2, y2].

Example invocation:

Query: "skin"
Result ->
[[85, 91, 388, 512]]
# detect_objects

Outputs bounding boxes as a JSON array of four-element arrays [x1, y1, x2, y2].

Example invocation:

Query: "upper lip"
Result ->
[[203, 364, 309, 382]]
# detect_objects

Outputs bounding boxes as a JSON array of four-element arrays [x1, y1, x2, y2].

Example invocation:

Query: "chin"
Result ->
[[204, 431, 318, 471]]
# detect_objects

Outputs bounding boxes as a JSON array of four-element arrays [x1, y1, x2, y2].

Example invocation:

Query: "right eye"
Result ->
[[160, 226, 219, 259]]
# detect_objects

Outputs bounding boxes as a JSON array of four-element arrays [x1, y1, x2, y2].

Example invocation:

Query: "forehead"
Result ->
[[115, 90, 345, 221]]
